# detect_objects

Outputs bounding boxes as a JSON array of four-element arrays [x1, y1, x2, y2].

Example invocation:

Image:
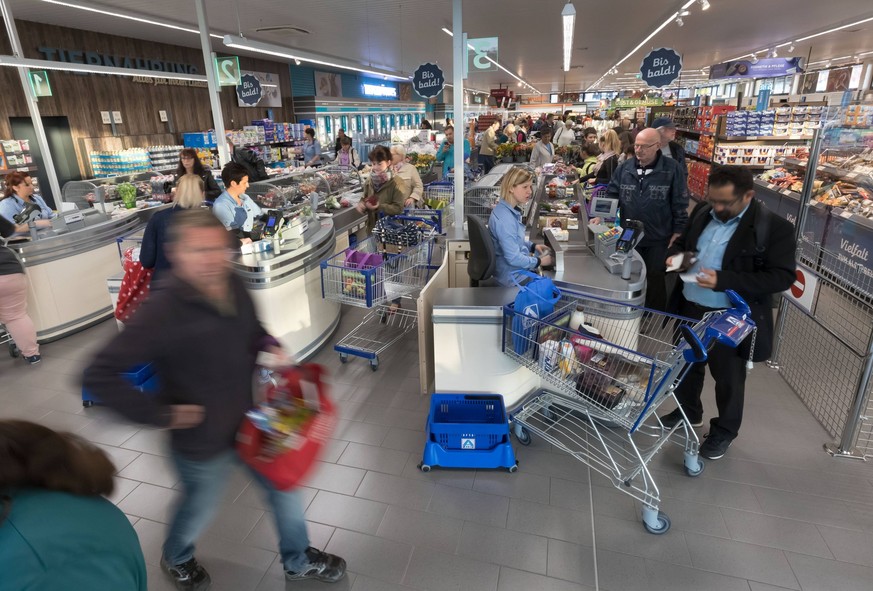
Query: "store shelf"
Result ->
[[782, 158, 873, 184], [718, 135, 813, 142], [686, 152, 712, 163], [0, 165, 38, 174], [676, 128, 714, 136], [754, 179, 802, 201]]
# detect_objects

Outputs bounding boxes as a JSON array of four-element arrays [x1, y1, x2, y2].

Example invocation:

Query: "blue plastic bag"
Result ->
[[510, 270, 562, 355]]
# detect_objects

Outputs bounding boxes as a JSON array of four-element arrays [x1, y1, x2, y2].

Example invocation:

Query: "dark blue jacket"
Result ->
[[139, 206, 181, 283]]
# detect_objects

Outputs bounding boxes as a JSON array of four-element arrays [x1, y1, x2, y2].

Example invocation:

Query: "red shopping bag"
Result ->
[[115, 247, 153, 322], [236, 364, 337, 490]]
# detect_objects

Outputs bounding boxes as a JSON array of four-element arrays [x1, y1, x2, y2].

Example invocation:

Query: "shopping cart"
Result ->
[[502, 288, 756, 534], [405, 181, 454, 234], [464, 186, 501, 225], [0, 324, 19, 358], [321, 215, 439, 370]]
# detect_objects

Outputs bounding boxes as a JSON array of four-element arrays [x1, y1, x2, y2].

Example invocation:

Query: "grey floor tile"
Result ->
[[75, 418, 141, 446], [95, 443, 142, 472], [720, 507, 833, 558], [117, 452, 179, 488], [596, 548, 657, 591], [785, 551, 873, 591], [106, 477, 140, 505], [655, 496, 730, 538], [590, 484, 639, 521], [195, 535, 276, 591], [665, 472, 764, 512], [117, 482, 180, 524], [497, 567, 595, 591], [455, 521, 548, 575], [549, 476, 592, 513], [752, 486, 873, 532], [376, 505, 463, 554], [133, 518, 166, 566], [381, 426, 427, 454], [748, 584, 805, 591], [243, 513, 334, 554], [593, 514, 692, 565], [337, 441, 410, 476], [817, 524, 873, 568], [402, 546, 500, 591], [203, 502, 264, 543], [362, 405, 426, 431], [36, 409, 93, 432], [785, 468, 873, 507], [321, 438, 350, 463], [333, 418, 391, 446], [36, 389, 90, 414], [125, 514, 139, 526], [255, 556, 357, 591], [685, 532, 800, 589], [145, 565, 178, 591], [426, 484, 510, 528], [0, 402, 51, 422], [473, 470, 551, 504], [326, 528, 413, 585], [301, 461, 367, 495], [701, 457, 799, 491], [514, 447, 591, 483], [399, 455, 477, 489], [354, 471, 435, 511], [119, 427, 171, 456], [642, 558, 753, 591], [350, 575, 419, 591], [506, 498, 592, 546], [305, 491, 388, 535]]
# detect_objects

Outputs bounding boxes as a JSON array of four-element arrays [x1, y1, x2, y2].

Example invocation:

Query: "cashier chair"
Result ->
[[466, 214, 497, 287]]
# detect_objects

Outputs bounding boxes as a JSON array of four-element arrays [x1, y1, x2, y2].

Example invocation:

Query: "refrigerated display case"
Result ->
[[62, 171, 173, 212]]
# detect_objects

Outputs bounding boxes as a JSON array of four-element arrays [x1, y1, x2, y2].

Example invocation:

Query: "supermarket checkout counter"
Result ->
[[7, 205, 165, 342]]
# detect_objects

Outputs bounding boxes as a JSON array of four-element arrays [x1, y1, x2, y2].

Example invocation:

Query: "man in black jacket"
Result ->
[[227, 138, 268, 183], [606, 127, 689, 311], [83, 210, 346, 589], [661, 165, 796, 460]]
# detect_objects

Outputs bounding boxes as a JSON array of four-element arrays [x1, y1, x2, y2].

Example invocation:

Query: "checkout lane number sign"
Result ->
[[784, 264, 818, 314]]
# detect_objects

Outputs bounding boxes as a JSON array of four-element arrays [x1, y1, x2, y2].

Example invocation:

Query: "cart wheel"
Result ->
[[82, 400, 94, 408], [508, 464, 518, 473], [369, 359, 379, 371], [685, 458, 705, 477], [418, 463, 431, 473], [338, 353, 348, 364], [9, 343, 20, 358], [643, 511, 671, 535], [514, 424, 531, 446]]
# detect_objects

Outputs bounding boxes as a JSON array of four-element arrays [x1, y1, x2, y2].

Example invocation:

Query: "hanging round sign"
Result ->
[[412, 62, 445, 99], [236, 73, 263, 106], [640, 48, 683, 88]]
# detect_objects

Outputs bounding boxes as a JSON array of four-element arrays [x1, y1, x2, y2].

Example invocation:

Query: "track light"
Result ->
[[294, 59, 301, 66], [679, 9, 690, 16], [788, 44, 795, 52], [699, 0, 710, 9], [676, 17, 684, 27]]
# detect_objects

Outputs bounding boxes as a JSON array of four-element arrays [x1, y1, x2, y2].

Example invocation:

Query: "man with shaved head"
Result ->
[[605, 126, 688, 311]]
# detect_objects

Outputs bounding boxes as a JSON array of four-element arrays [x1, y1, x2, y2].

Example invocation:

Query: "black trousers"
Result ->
[[674, 298, 747, 440], [636, 242, 668, 312], [478, 154, 495, 174]]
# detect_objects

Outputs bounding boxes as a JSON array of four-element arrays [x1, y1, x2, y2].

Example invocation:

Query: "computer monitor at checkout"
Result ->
[[590, 196, 618, 219]]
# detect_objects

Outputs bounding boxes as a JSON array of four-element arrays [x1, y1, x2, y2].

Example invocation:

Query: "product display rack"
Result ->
[[63, 172, 169, 210], [247, 165, 363, 214], [146, 145, 184, 171], [0, 138, 38, 176]]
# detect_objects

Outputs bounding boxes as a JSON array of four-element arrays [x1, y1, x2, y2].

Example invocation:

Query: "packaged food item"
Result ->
[[540, 340, 561, 373], [558, 340, 577, 378]]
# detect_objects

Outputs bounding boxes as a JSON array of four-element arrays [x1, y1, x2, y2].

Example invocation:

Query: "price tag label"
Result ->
[[841, 211, 853, 219], [768, 184, 777, 190]]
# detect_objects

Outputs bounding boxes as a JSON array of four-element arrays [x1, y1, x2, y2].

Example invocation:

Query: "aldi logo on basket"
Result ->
[[461, 437, 476, 450]]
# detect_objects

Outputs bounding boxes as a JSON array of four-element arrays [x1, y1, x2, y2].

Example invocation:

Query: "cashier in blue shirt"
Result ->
[[0, 172, 54, 229], [212, 163, 262, 244], [489, 167, 554, 286], [302, 128, 322, 167]]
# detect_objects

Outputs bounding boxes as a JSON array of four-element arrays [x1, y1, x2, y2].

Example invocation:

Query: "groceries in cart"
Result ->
[[341, 250, 384, 300]]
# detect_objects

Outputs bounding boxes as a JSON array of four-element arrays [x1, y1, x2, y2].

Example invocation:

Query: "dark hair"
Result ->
[[221, 162, 249, 188], [583, 127, 597, 137], [420, 119, 433, 130], [305, 128, 315, 139], [176, 148, 205, 177], [340, 137, 352, 147], [708, 165, 754, 197], [166, 208, 228, 246], [0, 420, 116, 522], [3, 171, 30, 198], [581, 142, 601, 158], [444, 125, 454, 132], [368, 145, 392, 164]]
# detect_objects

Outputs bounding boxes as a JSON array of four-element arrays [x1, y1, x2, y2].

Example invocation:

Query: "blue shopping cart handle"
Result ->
[[700, 290, 756, 350], [680, 325, 707, 364], [725, 289, 751, 317]]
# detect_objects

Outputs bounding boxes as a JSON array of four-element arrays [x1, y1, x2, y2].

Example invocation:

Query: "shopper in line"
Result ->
[[227, 138, 268, 183], [590, 130, 621, 185], [652, 117, 687, 170], [554, 120, 575, 148], [213, 162, 262, 244], [82, 210, 347, 590], [332, 137, 362, 169], [175, 149, 221, 202], [434, 125, 471, 175], [0, 421, 147, 590], [515, 123, 528, 144], [575, 142, 600, 180], [332, 128, 348, 158], [662, 166, 795, 459], [390, 145, 424, 207], [528, 127, 555, 170], [583, 127, 598, 145], [302, 128, 323, 167], [0, 215, 40, 364], [489, 167, 554, 287], [141, 174, 206, 285], [420, 119, 433, 130], [478, 120, 500, 173], [604, 127, 688, 311], [356, 145, 406, 232], [0, 172, 54, 228]]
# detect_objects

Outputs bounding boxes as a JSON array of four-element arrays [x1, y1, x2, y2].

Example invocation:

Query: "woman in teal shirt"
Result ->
[[0, 421, 147, 591]]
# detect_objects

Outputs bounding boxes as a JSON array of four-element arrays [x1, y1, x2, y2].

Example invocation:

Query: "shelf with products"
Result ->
[[0, 138, 35, 172], [63, 171, 174, 212]]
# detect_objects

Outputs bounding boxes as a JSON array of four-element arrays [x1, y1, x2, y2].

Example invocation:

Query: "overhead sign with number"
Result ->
[[468, 37, 498, 72], [640, 48, 682, 88], [28, 70, 52, 97], [412, 63, 445, 99], [215, 55, 241, 87]]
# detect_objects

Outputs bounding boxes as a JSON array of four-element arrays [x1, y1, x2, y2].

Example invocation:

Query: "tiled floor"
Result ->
[[3, 308, 873, 591]]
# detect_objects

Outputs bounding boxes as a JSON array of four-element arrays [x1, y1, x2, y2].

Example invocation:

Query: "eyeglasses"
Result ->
[[633, 142, 660, 150], [708, 195, 743, 208]]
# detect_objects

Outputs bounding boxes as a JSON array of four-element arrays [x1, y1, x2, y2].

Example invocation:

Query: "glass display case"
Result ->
[[62, 171, 173, 212], [247, 165, 364, 216]]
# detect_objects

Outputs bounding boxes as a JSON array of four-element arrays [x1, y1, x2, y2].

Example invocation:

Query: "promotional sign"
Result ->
[[756, 89, 771, 111], [468, 37, 498, 72], [315, 71, 342, 98], [826, 67, 852, 92], [822, 211, 873, 297], [640, 48, 682, 88], [612, 97, 664, 108], [709, 57, 803, 80], [236, 71, 282, 107], [214, 56, 241, 87], [28, 70, 51, 97], [412, 63, 445, 99], [784, 264, 819, 314]]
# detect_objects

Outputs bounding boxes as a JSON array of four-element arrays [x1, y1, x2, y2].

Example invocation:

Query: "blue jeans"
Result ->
[[163, 450, 311, 572]]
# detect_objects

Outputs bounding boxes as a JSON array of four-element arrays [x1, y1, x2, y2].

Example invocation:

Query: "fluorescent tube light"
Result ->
[[223, 35, 407, 80], [794, 17, 873, 43], [440, 28, 540, 93], [0, 54, 208, 81], [562, 2, 576, 72]]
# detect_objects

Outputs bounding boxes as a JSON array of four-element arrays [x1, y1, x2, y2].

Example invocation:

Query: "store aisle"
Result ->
[[2, 311, 873, 591]]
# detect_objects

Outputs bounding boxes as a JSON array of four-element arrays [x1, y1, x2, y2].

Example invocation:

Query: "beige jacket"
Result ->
[[393, 162, 424, 204], [479, 128, 498, 156]]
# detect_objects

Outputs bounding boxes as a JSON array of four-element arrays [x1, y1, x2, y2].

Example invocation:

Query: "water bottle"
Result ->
[[569, 305, 586, 332]]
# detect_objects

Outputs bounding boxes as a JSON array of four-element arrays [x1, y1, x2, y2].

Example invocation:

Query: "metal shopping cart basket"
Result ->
[[321, 215, 438, 370], [464, 186, 501, 225], [502, 288, 756, 534], [405, 181, 454, 234]]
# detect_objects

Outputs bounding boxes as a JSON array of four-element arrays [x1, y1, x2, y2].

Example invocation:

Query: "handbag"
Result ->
[[510, 270, 562, 355], [115, 246, 153, 323], [236, 364, 337, 490], [341, 249, 384, 300], [373, 216, 421, 246]]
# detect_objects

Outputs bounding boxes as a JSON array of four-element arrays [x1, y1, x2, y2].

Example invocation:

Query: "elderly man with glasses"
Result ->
[[605, 127, 689, 311]]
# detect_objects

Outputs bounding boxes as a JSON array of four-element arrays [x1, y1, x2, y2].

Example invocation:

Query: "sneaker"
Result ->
[[285, 547, 347, 583], [23, 355, 41, 365], [660, 408, 703, 429], [699, 433, 732, 460], [160, 557, 211, 590]]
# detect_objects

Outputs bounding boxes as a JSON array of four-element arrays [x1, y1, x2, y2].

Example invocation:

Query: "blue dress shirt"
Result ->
[[303, 140, 322, 164], [0, 194, 55, 224], [212, 191, 261, 232], [489, 200, 537, 287]]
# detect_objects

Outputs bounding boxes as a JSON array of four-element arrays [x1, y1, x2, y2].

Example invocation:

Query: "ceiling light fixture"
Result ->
[[223, 35, 407, 80], [39, 0, 223, 39], [294, 59, 301, 65], [699, 0, 711, 10], [676, 17, 684, 27], [561, 2, 576, 72], [0, 54, 208, 81], [788, 44, 795, 52], [679, 9, 691, 16], [794, 16, 873, 43], [441, 28, 540, 93]]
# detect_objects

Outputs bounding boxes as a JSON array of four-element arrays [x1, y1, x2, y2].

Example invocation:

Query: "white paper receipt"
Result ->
[[666, 253, 684, 272], [680, 272, 702, 284]]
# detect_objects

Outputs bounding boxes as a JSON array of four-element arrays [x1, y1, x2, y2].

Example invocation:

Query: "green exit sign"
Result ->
[[28, 70, 52, 97], [214, 56, 241, 86]]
